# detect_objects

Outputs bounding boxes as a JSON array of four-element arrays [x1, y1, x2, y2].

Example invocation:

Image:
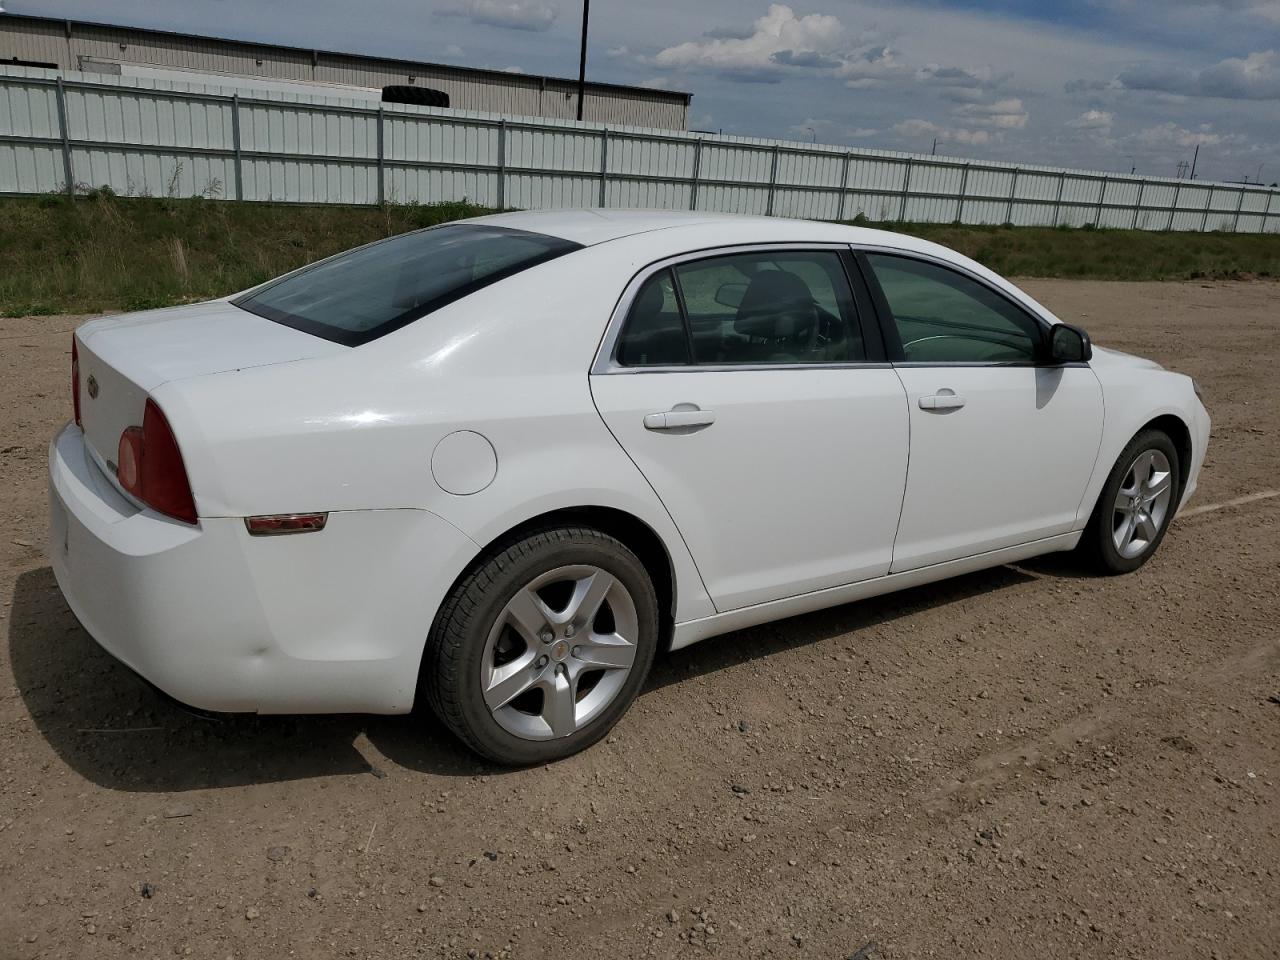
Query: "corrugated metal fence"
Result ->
[[2, 66, 1277, 234]]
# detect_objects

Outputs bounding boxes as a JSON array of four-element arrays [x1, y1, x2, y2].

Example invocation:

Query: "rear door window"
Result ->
[[675, 250, 865, 365], [235, 224, 581, 346], [614, 249, 866, 367]]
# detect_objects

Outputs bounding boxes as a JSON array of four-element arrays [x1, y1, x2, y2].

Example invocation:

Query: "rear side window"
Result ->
[[615, 249, 865, 367], [234, 224, 581, 346], [616, 269, 691, 367]]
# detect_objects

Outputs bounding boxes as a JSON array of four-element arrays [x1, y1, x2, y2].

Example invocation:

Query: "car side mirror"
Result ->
[[714, 282, 747, 310], [1048, 323, 1092, 363]]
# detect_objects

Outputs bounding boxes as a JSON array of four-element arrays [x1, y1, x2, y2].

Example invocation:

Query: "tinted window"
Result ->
[[616, 269, 690, 367], [674, 250, 864, 365], [235, 224, 580, 346], [865, 254, 1042, 363]]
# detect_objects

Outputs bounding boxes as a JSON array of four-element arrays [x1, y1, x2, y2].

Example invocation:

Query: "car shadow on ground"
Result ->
[[9, 559, 1055, 792]]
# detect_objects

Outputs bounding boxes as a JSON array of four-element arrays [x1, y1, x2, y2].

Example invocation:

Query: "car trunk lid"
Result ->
[[75, 300, 343, 473]]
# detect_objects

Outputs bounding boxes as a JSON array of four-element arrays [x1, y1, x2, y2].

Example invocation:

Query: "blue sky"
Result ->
[[7, 0, 1279, 182]]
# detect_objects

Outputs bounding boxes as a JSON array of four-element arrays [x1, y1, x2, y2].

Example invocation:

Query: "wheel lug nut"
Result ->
[[536, 655, 548, 668], [564, 624, 576, 639], [539, 628, 554, 644]]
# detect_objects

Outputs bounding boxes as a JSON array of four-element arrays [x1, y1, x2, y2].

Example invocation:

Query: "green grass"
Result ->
[[1, 194, 1277, 316], [0, 194, 493, 317], [851, 217, 1280, 282]]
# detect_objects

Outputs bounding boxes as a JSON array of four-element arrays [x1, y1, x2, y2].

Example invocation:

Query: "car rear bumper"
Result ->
[[48, 423, 477, 715]]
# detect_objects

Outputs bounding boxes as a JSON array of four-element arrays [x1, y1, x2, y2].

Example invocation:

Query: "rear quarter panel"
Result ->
[[158, 246, 716, 624]]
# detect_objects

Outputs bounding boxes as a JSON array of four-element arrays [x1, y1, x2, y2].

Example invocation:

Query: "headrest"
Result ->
[[734, 270, 816, 339], [634, 277, 667, 318]]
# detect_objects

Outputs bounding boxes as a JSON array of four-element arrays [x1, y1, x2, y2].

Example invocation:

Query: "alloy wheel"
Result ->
[[1112, 449, 1174, 560], [480, 565, 639, 740]]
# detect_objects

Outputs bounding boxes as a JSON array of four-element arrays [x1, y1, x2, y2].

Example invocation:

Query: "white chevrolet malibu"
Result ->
[[50, 210, 1209, 763]]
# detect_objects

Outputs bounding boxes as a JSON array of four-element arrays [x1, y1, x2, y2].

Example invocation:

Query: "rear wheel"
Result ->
[[1081, 429, 1180, 574], [422, 526, 658, 765]]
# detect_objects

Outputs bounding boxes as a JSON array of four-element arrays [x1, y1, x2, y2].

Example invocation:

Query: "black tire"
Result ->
[[1080, 428, 1181, 575], [421, 526, 659, 765]]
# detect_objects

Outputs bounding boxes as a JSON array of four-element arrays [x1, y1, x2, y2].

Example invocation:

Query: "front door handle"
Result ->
[[643, 406, 716, 430], [919, 393, 966, 411]]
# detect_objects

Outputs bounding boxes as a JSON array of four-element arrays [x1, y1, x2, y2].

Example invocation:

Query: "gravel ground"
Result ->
[[2, 279, 1278, 960]]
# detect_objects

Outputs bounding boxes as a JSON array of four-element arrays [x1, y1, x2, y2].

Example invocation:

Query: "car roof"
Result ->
[[465, 208, 1065, 328], [466, 208, 917, 251], [467, 209, 728, 246]]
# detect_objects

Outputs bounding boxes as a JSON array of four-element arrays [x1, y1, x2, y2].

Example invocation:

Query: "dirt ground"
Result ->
[[2, 279, 1278, 960]]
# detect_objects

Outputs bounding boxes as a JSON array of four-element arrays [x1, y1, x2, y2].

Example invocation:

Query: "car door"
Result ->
[[590, 246, 909, 613], [857, 250, 1105, 573]]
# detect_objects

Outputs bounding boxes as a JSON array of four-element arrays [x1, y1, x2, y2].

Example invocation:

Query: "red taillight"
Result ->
[[71, 337, 82, 427], [116, 399, 198, 524]]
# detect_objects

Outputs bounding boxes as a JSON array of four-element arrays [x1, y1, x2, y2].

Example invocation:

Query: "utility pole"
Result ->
[[930, 137, 937, 156], [1189, 143, 1199, 180], [575, 0, 590, 122]]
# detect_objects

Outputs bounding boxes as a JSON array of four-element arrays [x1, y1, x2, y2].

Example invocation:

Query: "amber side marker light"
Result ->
[[244, 513, 329, 536]]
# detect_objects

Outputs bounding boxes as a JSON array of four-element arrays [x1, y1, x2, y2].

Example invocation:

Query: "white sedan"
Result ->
[[49, 210, 1209, 764]]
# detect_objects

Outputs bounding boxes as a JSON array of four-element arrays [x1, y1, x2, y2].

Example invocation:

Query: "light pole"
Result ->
[[575, 0, 590, 122]]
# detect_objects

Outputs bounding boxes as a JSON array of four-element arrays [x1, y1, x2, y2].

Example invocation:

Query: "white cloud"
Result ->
[[787, 117, 880, 141], [1066, 110, 1115, 131], [436, 0, 558, 32], [1134, 122, 1243, 148], [892, 118, 993, 146], [914, 63, 1011, 103], [655, 4, 845, 73], [652, 4, 900, 84], [952, 97, 1028, 128], [1118, 50, 1280, 100], [836, 45, 902, 87]]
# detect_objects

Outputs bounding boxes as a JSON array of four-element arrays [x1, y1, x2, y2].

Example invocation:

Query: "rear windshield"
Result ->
[[233, 224, 581, 346]]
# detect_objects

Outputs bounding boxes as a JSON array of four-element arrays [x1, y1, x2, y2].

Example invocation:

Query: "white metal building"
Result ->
[[0, 12, 692, 130]]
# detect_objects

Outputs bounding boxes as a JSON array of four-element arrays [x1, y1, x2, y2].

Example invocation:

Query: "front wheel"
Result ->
[[422, 526, 659, 765], [1080, 429, 1180, 574]]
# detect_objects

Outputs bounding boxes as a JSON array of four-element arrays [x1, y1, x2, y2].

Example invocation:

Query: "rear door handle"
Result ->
[[919, 393, 966, 411], [643, 407, 716, 430]]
